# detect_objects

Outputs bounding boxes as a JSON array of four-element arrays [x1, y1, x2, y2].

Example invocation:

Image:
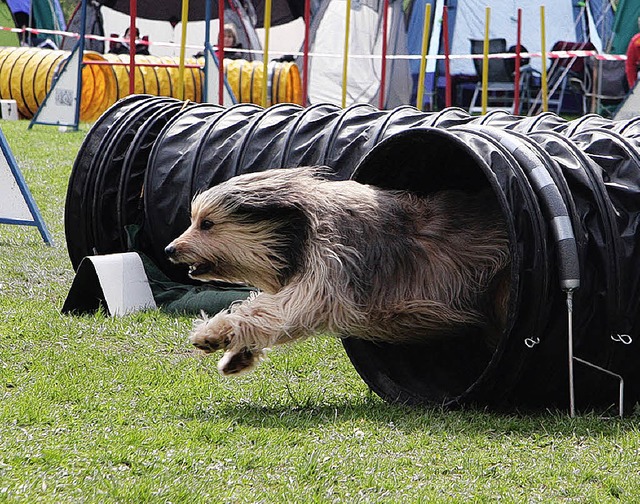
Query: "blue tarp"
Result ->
[[5, 0, 30, 13]]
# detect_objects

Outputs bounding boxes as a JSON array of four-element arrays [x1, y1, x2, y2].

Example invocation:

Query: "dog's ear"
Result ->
[[235, 199, 310, 248], [235, 199, 310, 284], [234, 194, 305, 222]]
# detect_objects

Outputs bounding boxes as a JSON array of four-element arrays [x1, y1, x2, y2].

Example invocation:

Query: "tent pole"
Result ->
[[513, 8, 522, 114], [416, 3, 431, 110], [341, 0, 352, 108], [302, 0, 310, 106], [218, 0, 225, 105], [378, 0, 389, 109], [442, 5, 451, 108], [129, 0, 137, 95]]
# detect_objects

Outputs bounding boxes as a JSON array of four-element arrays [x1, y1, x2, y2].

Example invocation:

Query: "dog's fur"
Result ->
[[165, 166, 511, 376]]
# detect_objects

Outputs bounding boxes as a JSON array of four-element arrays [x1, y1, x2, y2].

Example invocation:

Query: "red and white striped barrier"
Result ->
[[0, 25, 628, 62]]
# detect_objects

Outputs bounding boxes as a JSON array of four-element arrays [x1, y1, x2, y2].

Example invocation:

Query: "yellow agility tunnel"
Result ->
[[102, 54, 203, 103], [0, 47, 303, 121], [223, 58, 303, 106], [0, 48, 205, 121], [0, 46, 117, 121], [105, 56, 302, 106]]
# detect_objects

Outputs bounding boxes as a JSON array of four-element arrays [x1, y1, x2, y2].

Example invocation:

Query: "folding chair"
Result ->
[[520, 41, 595, 115], [468, 38, 516, 114], [571, 56, 628, 118]]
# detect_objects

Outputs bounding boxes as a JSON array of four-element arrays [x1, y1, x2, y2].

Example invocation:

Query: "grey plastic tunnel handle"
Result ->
[[462, 125, 580, 292]]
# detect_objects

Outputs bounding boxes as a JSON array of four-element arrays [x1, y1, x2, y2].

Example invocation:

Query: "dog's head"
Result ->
[[165, 168, 321, 293]]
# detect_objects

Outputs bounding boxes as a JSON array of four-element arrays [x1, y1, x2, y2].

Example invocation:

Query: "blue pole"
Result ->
[[73, 0, 88, 130]]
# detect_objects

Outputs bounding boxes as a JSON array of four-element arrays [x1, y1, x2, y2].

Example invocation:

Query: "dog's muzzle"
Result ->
[[165, 243, 214, 278], [164, 244, 177, 258]]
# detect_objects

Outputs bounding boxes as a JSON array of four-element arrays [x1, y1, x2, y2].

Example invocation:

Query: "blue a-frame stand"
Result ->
[[0, 127, 53, 245]]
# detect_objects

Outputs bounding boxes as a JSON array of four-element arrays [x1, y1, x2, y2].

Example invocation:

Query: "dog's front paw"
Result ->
[[217, 348, 264, 376], [190, 312, 233, 353]]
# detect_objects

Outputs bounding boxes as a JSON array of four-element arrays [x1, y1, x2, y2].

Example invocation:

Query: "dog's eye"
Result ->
[[200, 219, 214, 231]]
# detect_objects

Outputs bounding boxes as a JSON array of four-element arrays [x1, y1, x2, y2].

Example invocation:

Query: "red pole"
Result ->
[[302, 0, 311, 106], [129, 0, 137, 95], [513, 8, 522, 114], [442, 5, 451, 108], [378, 0, 389, 109], [218, 0, 225, 105]]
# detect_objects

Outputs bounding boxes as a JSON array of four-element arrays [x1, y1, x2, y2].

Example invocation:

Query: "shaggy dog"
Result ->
[[164, 167, 511, 376]]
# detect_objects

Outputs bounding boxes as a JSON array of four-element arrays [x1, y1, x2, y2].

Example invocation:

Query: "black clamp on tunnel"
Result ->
[[455, 125, 580, 293]]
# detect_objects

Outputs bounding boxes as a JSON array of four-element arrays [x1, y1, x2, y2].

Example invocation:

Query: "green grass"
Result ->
[[2, 119, 640, 502]]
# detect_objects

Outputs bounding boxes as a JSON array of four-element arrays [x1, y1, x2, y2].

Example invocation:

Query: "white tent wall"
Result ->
[[306, 0, 382, 105], [304, 0, 412, 108], [384, 1, 412, 108], [256, 18, 304, 58], [447, 0, 586, 76]]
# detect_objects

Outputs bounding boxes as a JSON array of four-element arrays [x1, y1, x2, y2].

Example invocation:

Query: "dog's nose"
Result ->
[[164, 244, 177, 257]]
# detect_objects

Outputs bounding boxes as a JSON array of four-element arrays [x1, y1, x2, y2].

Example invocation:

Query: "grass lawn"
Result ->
[[1, 118, 640, 502]]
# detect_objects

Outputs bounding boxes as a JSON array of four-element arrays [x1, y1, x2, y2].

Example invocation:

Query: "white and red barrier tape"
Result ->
[[0, 25, 628, 61]]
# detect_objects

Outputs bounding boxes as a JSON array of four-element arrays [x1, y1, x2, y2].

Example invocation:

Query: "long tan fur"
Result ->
[[165, 167, 511, 375]]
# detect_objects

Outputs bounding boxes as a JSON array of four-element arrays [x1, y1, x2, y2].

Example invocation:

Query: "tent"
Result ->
[[587, 0, 616, 52], [302, 0, 411, 108], [64, 1, 262, 58], [3, 0, 66, 47], [303, 0, 613, 109], [0, 1, 20, 46], [610, 0, 640, 55], [61, 0, 105, 53], [63, 0, 307, 58], [441, 0, 615, 110], [98, 0, 304, 28], [97, 3, 262, 58]]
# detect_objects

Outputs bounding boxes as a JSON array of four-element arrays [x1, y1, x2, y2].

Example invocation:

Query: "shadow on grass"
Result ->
[[190, 397, 639, 437]]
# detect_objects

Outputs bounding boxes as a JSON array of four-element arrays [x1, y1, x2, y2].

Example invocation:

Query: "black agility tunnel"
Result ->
[[65, 96, 640, 411]]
